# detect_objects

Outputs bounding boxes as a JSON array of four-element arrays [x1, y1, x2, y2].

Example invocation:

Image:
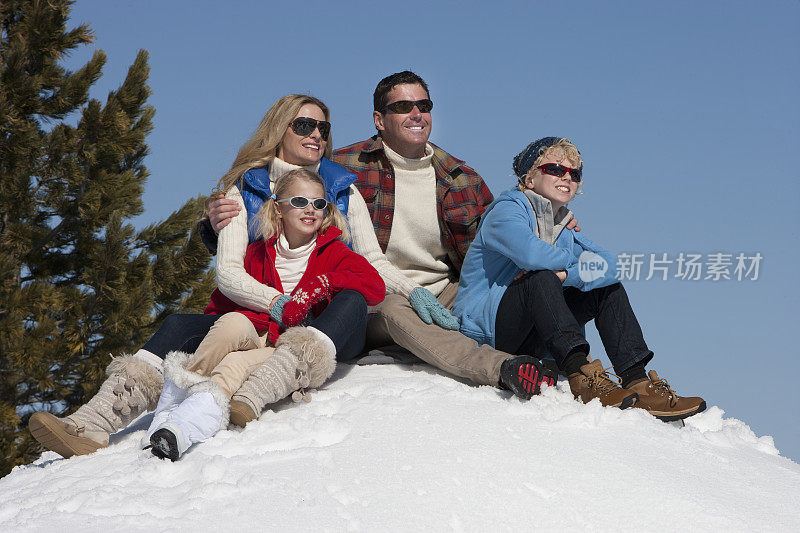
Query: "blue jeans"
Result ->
[[142, 313, 221, 358], [310, 290, 368, 361]]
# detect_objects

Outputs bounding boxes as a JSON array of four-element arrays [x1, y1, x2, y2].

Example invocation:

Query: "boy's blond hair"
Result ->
[[517, 138, 584, 192]]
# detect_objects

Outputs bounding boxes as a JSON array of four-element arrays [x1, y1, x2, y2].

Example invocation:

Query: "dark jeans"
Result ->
[[310, 290, 368, 361], [142, 313, 221, 358], [494, 270, 652, 374], [142, 290, 367, 361]]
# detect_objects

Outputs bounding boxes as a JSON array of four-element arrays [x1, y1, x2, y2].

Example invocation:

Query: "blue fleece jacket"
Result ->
[[452, 188, 618, 347]]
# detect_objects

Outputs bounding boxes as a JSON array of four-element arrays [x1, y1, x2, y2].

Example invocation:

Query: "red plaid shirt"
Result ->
[[332, 135, 494, 272]]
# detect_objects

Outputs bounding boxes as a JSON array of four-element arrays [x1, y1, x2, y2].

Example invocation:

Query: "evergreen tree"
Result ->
[[0, 0, 214, 476]]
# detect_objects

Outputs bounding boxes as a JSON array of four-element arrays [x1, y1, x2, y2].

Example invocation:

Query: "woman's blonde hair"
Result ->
[[518, 138, 584, 194], [254, 169, 350, 243], [212, 94, 333, 196]]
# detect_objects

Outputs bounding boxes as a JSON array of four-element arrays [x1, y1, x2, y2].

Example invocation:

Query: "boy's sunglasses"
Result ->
[[289, 117, 331, 141], [537, 163, 582, 183], [381, 98, 434, 114], [276, 196, 328, 210]]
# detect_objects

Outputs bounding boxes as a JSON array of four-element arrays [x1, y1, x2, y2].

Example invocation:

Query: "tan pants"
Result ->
[[366, 282, 507, 386], [186, 312, 276, 398]]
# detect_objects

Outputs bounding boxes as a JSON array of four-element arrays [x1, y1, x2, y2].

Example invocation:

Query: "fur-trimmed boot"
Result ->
[[148, 352, 230, 461], [229, 326, 336, 427], [29, 353, 164, 458]]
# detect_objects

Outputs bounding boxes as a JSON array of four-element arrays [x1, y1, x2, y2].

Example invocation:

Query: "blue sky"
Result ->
[[64, 0, 800, 460]]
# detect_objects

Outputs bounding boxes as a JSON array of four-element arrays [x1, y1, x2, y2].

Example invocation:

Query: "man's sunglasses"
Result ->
[[537, 163, 582, 183], [381, 98, 434, 114], [276, 196, 328, 210], [289, 117, 331, 141]]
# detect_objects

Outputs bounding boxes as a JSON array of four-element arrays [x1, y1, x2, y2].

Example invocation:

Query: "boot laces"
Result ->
[[588, 366, 624, 395], [650, 376, 678, 406]]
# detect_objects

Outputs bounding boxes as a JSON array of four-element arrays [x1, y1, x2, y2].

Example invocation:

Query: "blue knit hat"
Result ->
[[513, 137, 581, 178]]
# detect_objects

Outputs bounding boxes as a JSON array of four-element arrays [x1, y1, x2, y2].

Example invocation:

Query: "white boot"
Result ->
[[148, 352, 230, 461], [140, 353, 190, 448], [229, 326, 336, 427], [29, 352, 163, 458]]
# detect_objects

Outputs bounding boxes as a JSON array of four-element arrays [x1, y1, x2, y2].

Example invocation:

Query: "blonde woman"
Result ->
[[29, 95, 378, 458], [145, 169, 384, 461]]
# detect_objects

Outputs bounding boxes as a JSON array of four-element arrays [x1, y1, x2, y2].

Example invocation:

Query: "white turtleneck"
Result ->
[[382, 143, 451, 297], [274, 233, 315, 294]]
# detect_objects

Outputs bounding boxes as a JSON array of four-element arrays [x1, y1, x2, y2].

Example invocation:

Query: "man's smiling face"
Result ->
[[373, 83, 432, 159]]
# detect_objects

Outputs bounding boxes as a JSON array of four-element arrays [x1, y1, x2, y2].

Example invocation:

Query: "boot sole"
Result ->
[[229, 400, 258, 428], [502, 357, 558, 400], [591, 392, 639, 410], [28, 412, 105, 458], [150, 429, 180, 462], [650, 400, 707, 422]]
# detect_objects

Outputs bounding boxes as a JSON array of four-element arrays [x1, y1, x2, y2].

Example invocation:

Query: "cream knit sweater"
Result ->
[[383, 143, 451, 297], [215, 158, 420, 313]]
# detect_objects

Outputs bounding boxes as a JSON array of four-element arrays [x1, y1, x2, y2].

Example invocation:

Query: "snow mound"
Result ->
[[2, 364, 799, 531]]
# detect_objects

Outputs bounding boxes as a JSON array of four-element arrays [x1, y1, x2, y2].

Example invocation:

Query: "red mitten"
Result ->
[[282, 274, 332, 327]]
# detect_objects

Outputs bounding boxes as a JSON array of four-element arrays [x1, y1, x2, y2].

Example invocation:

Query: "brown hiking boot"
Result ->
[[568, 359, 638, 409], [28, 412, 109, 458], [628, 370, 706, 421]]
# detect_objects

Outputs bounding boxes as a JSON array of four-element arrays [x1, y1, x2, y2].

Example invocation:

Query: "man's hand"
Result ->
[[566, 217, 581, 232], [209, 194, 241, 234], [554, 270, 567, 283]]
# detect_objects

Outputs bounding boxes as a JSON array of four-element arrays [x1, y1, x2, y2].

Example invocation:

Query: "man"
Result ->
[[208, 72, 561, 408]]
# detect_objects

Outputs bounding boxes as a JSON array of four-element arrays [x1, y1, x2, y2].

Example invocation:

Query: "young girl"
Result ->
[[145, 169, 385, 460], [453, 137, 705, 421]]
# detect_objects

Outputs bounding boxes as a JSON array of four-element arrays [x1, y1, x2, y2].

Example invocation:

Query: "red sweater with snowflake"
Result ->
[[205, 226, 385, 343]]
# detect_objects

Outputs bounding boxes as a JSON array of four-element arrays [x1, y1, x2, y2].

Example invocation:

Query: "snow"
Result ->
[[3, 363, 799, 531]]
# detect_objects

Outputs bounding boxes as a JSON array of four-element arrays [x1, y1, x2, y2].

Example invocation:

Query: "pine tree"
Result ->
[[0, 0, 214, 476]]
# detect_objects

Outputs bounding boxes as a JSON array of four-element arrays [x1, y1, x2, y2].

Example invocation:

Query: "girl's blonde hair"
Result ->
[[254, 169, 350, 243], [518, 138, 584, 194], [212, 94, 333, 196]]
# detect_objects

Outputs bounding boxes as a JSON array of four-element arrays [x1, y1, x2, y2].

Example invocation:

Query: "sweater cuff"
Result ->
[[565, 264, 584, 289]]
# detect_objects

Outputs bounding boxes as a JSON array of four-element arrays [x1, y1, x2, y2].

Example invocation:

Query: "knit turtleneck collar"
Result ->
[[276, 232, 316, 258], [269, 157, 322, 184], [382, 142, 434, 172]]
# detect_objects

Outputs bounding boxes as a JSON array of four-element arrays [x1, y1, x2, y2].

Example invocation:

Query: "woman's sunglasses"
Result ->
[[276, 196, 328, 210], [289, 117, 331, 141], [381, 98, 434, 114], [537, 163, 582, 183]]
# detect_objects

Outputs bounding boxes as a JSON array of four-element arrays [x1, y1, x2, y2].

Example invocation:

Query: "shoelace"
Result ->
[[650, 376, 678, 406], [587, 366, 625, 395]]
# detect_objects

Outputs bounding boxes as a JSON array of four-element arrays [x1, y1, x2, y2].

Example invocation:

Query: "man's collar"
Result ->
[[364, 135, 466, 174]]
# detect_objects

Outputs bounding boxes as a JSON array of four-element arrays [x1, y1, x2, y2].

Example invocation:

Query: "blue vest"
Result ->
[[235, 158, 357, 243]]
